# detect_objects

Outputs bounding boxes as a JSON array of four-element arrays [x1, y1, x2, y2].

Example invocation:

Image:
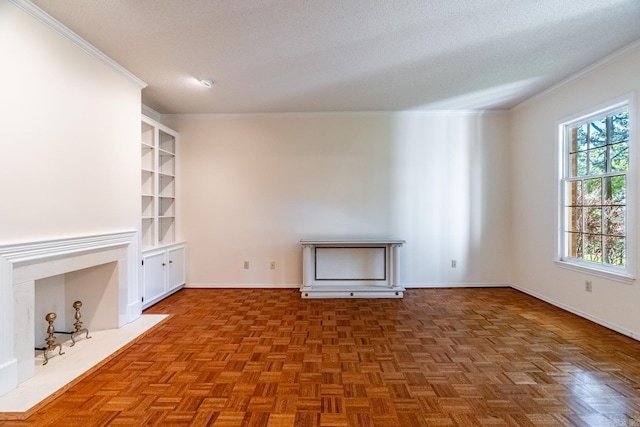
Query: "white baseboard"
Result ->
[[185, 283, 509, 290], [511, 284, 640, 341], [403, 282, 511, 288], [185, 283, 299, 289]]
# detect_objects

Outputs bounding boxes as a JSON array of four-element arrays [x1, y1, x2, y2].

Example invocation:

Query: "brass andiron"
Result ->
[[70, 300, 91, 346], [42, 312, 64, 365]]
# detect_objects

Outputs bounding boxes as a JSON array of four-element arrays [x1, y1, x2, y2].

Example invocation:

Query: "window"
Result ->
[[559, 101, 633, 278]]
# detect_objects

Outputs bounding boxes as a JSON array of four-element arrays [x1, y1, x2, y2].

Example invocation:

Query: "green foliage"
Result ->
[[566, 110, 628, 267]]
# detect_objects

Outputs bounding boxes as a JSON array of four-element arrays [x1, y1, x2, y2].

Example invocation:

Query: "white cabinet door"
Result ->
[[142, 251, 166, 306], [167, 247, 185, 292]]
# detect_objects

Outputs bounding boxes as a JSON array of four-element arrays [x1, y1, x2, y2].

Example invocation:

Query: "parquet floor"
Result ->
[[4, 288, 640, 426]]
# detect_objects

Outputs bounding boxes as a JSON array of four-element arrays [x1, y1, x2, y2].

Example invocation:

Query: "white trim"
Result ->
[[404, 283, 511, 288], [140, 114, 179, 138], [0, 231, 137, 264], [514, 39, 640, 111], [555, 94, 636, 280], [141, 105, 163, 122], [184, 283, 511, 289], [161, 109, 508, 121], [556, 96, 632, 126], [142, 285, 184, 309], [185, 283, 299, 289], [9, 0, 147, 89], [554, 260, 635, 284], [511, 284, 640, 340]]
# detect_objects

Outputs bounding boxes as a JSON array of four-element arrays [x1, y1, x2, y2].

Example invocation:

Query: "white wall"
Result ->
[[510, 43, 640, 337], [166, 112, 511, 288], [0, 1, 141, 244]]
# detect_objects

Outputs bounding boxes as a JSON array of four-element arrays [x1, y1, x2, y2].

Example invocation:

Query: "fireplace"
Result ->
[[33, 261, 119, 353], [0, 231, 141, 397]]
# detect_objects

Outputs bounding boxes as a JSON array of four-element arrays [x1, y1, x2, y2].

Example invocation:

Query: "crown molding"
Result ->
[[513, 38, 640, 111], [9, 0, 147, 89], [163, 109, 507, 121], [141, 104, 162, 122]]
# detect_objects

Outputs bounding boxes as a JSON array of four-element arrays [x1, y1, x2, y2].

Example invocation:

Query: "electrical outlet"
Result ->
[[451, 260, 457, 268], [585, 280, 592, 292], [244, 261, 249, 269], [270, 261, 276, 270]]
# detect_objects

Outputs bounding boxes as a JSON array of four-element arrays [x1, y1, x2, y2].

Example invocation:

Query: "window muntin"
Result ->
[[562, 108, 629, 269]]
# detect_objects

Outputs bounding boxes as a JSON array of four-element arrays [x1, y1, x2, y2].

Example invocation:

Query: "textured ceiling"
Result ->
[[30, 0, 640, 114]]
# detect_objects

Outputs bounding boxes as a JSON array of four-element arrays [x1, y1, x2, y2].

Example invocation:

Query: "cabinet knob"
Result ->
[[169, 260, 173, 263], [162, 263, 166, 266]]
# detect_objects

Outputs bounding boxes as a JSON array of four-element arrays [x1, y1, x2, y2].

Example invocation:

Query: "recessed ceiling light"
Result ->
[[200, 79, 214, 88]]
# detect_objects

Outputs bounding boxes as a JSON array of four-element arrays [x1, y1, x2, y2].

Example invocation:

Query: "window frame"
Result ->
[[556, 94, 636, 283]]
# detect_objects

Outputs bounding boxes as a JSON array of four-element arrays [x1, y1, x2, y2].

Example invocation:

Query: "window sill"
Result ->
[[554, 259, 635, 284]]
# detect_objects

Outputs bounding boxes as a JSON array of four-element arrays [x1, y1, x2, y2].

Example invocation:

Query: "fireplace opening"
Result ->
[[34, 261, 119, 355]]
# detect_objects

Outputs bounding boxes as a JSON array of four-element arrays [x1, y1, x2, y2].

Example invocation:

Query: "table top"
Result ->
[[300, 238, 405, 246]]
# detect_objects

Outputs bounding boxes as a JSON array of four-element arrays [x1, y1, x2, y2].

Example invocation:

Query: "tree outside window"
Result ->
[[563, 109, 629, 268]]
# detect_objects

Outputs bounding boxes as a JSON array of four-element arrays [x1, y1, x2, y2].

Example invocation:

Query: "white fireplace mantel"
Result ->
[[0, 231, 141, 397]]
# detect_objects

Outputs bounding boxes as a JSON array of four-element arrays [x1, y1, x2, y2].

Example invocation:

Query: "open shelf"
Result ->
[[159, 217, 175, 245], [141, 217, 155, 248], [141, 145, 154, 171], [159, 197, 175, 217], [142, 195, 154, 218], [159, 154, 175, 175], [159, 175, 175, 197], [141, 170, 154, 195], [159, 130, 175, 154], [141, 122, 154, 146]]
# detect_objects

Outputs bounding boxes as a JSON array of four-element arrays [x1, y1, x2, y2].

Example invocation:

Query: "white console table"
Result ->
[[300, 239, 405, 298]]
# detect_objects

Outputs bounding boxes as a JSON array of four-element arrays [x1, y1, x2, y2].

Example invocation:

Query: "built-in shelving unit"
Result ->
[[140, 115, 179, 248], [141, 120, 156, 248], [140, 115, 186, 308]]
